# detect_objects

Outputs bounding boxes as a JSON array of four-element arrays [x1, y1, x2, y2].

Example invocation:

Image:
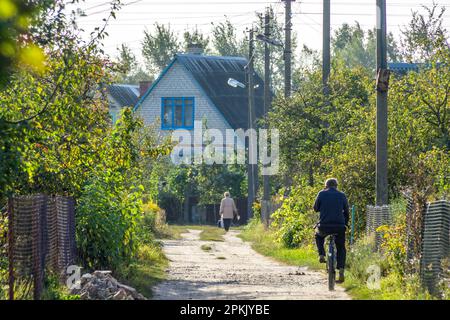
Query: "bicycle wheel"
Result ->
[[328, 238, 336, 291]]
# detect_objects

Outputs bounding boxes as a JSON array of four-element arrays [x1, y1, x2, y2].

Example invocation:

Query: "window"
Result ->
[[161, 97, 195, 129]]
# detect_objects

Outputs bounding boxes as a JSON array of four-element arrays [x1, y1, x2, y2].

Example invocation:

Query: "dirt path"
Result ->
[[152, 229, 350, 300]]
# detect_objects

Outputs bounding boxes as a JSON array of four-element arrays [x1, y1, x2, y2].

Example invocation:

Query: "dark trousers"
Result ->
[[315, 226, 346, 270], [223, 218, 232, 231]]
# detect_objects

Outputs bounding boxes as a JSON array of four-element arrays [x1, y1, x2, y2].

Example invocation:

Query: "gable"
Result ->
[[135, 61, 232, 132], [135, 54, 266, 131], [177, 54, 265, 130]]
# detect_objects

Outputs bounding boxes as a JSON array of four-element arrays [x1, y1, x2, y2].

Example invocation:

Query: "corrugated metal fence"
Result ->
[[366, 197, 450, 295], [365, 205, 392, 249], [8, 194, 76, 300], [420, 200, 450, 295]]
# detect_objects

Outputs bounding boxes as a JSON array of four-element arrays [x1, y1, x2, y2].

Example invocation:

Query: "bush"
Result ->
[[377, 223, 407, 276], [271, 182, 318, 248], [137, 202, 169, 243], [76, 173, 144, 270]]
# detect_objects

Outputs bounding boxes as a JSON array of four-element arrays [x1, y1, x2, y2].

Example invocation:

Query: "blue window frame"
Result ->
[[161, 97, 195, 130]]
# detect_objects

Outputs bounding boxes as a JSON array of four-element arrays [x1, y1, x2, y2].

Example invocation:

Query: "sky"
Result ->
[[70, 0, 450, 61]]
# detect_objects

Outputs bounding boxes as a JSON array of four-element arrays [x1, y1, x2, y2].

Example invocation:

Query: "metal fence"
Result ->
[[8, 194, 76, 300], [367, 198, 450, 295], [420, 200, 450, 295], [365, 205, 392, 248]]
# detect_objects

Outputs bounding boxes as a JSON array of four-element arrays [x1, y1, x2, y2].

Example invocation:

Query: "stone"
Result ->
[[74, 270, 145, 300], [112, 289, 128, 300]]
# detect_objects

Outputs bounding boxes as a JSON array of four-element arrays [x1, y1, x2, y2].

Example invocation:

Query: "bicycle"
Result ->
[[326, 233, 338, 291]]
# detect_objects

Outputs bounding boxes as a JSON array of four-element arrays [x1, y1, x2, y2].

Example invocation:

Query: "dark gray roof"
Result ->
[[108, 84, 139, 108], [388, 62, 419, 75], [176, 54, 265, 130]]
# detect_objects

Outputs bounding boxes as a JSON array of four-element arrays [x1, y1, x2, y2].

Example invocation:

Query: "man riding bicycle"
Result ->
[[313, 178, 349, 283]]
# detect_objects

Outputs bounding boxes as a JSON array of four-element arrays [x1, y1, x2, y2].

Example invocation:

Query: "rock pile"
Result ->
[[70, 270, 146, 300]]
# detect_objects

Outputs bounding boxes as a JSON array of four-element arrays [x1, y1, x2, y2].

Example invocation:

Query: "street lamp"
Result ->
[[227, 78, 259, 90], [226, 76, 259, 221], [256, 34, 284, 48], [227, 78, 246, 89]]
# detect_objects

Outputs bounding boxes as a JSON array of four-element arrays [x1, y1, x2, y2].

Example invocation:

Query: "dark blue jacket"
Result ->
[[313, 187, 349, 227]]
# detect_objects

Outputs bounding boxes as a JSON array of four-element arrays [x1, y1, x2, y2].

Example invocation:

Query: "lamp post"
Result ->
[[227, 77, 259, 220], [256, 26, 283, 225]]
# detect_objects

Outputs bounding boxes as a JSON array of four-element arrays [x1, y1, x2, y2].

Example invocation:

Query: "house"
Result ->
[[388, 62, 419, 75], [107, 82, 151, 123], [133, 52, 265, 136], [133, 49, 266, 223]]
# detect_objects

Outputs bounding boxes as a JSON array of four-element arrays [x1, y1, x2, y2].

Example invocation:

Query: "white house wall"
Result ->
[[136, 61, 232, 135]]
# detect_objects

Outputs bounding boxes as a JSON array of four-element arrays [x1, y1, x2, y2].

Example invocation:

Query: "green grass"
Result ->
[[240, 221, 441, 300], [239, 222, 322, 271], [41, 273, 80, 300], [115, 241, 168, 299], [199, 227, 226, 242], [201, 244, 212, 251], [166, 224, 226, 241]]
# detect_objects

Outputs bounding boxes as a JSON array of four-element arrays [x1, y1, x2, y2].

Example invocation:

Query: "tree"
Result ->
[[332, 22, 401, 70], [211, 19, 245, 57], [183, 29, 210, 53], [115, 43, 152, 84], [0, 0, 50, 86], [142, 23, 180, 75], [401, 3, 448, 62]]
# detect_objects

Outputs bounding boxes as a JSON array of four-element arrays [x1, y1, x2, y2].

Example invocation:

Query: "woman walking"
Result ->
[[219, 192, 239, 232]]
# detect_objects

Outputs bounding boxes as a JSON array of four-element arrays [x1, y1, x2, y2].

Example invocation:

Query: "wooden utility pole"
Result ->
[[322, 0, 330, 97], [247, 27, 256, 219], [282, 0, 294, 98], [376, 0, 389, 205], [262, 8, 271, 224]]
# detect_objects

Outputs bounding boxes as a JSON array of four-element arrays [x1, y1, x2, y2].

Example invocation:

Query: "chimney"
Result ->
[[139, 81, 152, 98], [186, 43, 204, 55]]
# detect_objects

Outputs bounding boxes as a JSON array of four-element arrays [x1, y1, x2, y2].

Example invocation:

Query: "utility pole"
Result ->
[[262, 8, 271, 225], [282, 0, 294, 98], [322, 0, 330, 97], [247, 27, 256, 219], [376, 0, 389, 205]]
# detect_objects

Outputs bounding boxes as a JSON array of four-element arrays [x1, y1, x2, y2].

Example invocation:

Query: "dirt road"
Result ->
[[152, 229, 350, 300]]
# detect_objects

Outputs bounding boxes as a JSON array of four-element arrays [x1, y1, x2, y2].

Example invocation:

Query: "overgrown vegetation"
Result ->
[[0, 0, 172, 299], [244, 4, 449, 299]]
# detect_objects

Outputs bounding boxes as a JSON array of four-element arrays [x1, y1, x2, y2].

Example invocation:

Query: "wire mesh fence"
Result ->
[[420, 200, 450, 295], [365, 205, 392, 249], [367, 196, 450, 295], [8, 194, 76, 300]]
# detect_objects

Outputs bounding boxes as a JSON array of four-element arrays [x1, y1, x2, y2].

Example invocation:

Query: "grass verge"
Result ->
[[199, 227, 225, 242], [201, 244, 212, 251], [239, 221, 322, 271], [115, 241, 168, 299], [240, 221, 440, 300], [166, 224, 226, 241]]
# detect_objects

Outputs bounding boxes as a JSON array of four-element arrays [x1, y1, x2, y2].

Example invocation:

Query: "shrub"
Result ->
[[377, 223, 407, 276], [271, 182, 318, 248], [76, 173, 144, 270], [137, 202, 168, 243]]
